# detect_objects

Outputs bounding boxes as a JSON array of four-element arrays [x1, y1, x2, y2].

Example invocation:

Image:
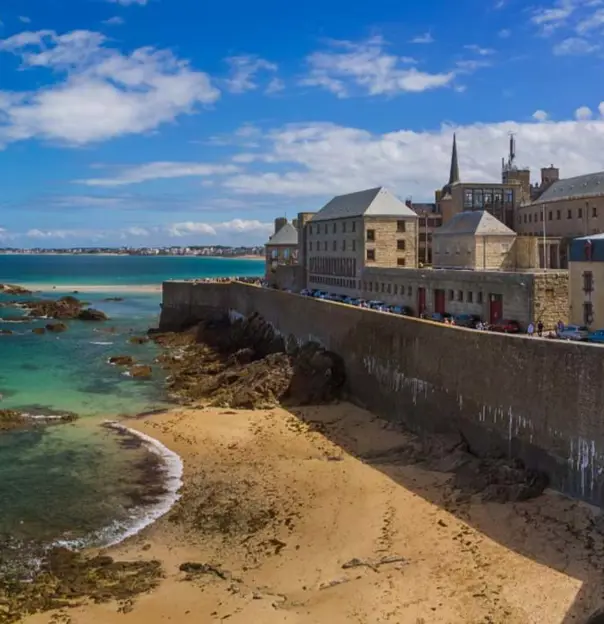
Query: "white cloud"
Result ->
[[220, 116, 604, 200], [553, 36, 599, 54], [575, 105, 593, 119], [409, 33, 434, 44], [123, 226, 150, 236], [464, 44, 495, 55], [498, 28, 512, 38], [0, 30, 219, 146], [78, 162, 240, 186], [531, 1, 575, 32], [167, 219, 271, 237], [265, 77, 285, 94], [300, 36, 455, 97], [599, 102, 604, 117], [576, 7, 604, 32], [106, 0, 149, 5], [532, 109, 549, 121], [224, 55, 278, 94], [18, 16, 31, 24], [102, 16, 125, 25], [26, 228, 98, 239], [456, 59, 492, 72]]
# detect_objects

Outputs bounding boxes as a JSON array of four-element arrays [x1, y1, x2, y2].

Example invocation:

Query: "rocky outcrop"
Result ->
[[129, 336, 150, 345], [0, 329, 13, 335], [0, 284, 32, 295], [45, 322, 68, 333], [153, 312, 345, 409], [129, 365, 153, 378], [32, 328, 46, 335], [0, 409, 78, 432], [109, 355, 135, 366], [78, 308, 108, 321]]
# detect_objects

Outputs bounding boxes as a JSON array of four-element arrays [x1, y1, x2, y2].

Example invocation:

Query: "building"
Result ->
[[264, 218, 299, 283], [569, 234, 604, 328], [408, 201, 442, 265], [436, 134, 527, 229], [305, 187, 418, 296]]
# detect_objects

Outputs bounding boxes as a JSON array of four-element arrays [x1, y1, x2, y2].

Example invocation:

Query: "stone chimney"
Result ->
[[274, 217, 287, 234], [541, 165, 560, 188]]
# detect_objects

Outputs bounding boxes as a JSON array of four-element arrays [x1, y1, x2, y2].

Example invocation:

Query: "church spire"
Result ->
[[448, 133, 460, 185]]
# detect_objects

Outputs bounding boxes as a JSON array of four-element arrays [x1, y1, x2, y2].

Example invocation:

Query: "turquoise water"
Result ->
[[0, 255, 262, 557]]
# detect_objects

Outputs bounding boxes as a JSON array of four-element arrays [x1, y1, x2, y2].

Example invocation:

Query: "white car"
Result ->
[[557, 325, 589, 341]]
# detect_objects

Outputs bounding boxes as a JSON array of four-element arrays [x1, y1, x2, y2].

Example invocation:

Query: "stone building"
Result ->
[[408, 201, 442, 265], [264, 218, 299, 283], [305, 187, 418, 296], [569, 233, 604, 328], [436, 134, 526, 229]]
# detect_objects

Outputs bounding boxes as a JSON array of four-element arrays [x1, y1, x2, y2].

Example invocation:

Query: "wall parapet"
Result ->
[[161, 279, 604, 506]]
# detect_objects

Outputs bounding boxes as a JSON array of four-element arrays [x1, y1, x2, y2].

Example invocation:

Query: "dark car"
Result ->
[[392, 305, 413, 316], [454, 313, 482, 328], [426, 312, 453, 323], [489, 319, 521, 333]]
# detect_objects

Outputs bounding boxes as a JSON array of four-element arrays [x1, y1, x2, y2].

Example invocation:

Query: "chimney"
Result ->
[[274, 217, 287, 234], [540, 165, 559, 188], [292, 218, 299, 229]]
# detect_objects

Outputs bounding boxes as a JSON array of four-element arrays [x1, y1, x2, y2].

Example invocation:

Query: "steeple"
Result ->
[[448, 133, 460, 185]]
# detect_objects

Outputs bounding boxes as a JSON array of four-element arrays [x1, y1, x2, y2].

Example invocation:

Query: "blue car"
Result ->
[[588, 329, 604, 344]]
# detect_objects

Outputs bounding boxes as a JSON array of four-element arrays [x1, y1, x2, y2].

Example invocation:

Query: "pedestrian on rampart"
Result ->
[[537, 321, 544, 337], [527, 322, 535, 337]]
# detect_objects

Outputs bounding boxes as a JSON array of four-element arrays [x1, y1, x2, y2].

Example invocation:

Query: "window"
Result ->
[[464, 190, 473, 208], [584, 301, 594, 326], [523, 214, 527, 224], [468, 291, 473, 303], [387, 283, 391, 294], [397, 240, 406, 251], [549, 211, 552, 221], [352, 240, 356, 252], [477, 291, 483, 304], [271, 249, 278, 259], [408, 286, 412, 297], [309, 242, 312, 251], [504, 189, 514, 204], [367, 249, 376, 261], [529, 214, 532, 223], [593, 206, 598, 218], [324, 241, 328, 251], [568, 209, 572, 219], [352, 221, 356, 232], [457, 290, 463, 302], [484, 190, 493, 206], [381, 283, 385, 293], [394, 285, 398, 295], [539, 212, 543, 222], [448, 289, 454, 301], [342, 240, 346, 252], [343, 222, 347, 233], [557, 210, 561, 220], [579, 208, 583, 219], [494, 190, 503, 205], [583, 271, 594, 293], [397, 258, 406, 266], [309, 225, 313, 235], [366, 229, 375, 241], [397, 220, 406, 232], [333, 223, 336, 234], [474, 189, 484, 208]]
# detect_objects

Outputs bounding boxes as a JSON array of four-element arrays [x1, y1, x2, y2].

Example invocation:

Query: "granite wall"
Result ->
[[161, 280, 604, 506]]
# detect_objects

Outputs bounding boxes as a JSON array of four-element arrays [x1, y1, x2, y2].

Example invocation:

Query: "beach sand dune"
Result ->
[[24, 402, 604, 623]]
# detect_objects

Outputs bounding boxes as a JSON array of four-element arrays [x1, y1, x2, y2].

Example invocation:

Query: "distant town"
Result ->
[[0, 245, 264, 257]]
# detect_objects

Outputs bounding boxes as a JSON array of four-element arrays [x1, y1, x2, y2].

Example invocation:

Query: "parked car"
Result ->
[[587, 329, 604, 344], [453, 313, 482, 328], [557, 324, 589, 341], [300, 288, 313, 296], [425, 312, 452, 323], [392, 305, 413, 316], [368, 300, 386, 310], [312, 291, 327, 299], [489, 319, 521, 333]]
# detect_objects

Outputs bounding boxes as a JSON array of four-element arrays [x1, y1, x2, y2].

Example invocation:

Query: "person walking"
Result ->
[[557, 319, 564, 335], [537, 320, 544, 337], [527, 322, 535, 337]]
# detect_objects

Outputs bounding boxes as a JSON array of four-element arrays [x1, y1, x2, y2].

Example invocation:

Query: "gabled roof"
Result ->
[[265, 222, 298, 246], [533, 171, 604, 204], [310, 187, 417, 222], [434, 210, 515, 236]]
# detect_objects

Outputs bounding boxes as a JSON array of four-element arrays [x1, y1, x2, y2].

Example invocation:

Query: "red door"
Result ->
[[417, 287, 426, 316], [489, 294, 503, 324], [434, 289, 445, 315]]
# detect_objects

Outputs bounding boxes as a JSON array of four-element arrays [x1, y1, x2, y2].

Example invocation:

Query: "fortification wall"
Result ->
[[161, 280, 604, 506]]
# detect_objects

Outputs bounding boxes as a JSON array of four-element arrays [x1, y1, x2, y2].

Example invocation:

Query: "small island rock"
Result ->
[[129, 365, 152, 378], [78, 308, 108, 321], [109, 355, 135, 366], [46, 322, 68, 333]]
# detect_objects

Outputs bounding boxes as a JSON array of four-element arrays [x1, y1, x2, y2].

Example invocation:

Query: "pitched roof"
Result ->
[[533, 171, 604, 204], [434, 210, 515, 236], [310, 187, 417, 222], [265, 222, 298, 246]]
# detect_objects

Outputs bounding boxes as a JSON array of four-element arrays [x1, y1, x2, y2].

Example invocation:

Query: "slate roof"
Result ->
[[265, 222, 298, 246], [310, 187, 417, 222], [533, 171, 604, 204], [434, 210, 515, 236]]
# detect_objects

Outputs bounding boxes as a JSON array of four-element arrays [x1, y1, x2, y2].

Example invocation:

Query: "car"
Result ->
[[392, 305, 413, 316], [454, 313, 482, 328], [300, 288, 313, 296], [587, 329, 604, 344], [368, 300, 386, 310], [557, 324, 589, 341], [489, 319, 521, 333]]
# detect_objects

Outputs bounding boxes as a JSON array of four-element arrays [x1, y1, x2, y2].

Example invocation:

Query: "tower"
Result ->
[[449, 133, 460, 186]]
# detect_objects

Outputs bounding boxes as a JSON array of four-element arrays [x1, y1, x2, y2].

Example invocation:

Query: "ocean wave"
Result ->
[[90, 341, 113, 345], [56, 421, 183, 551]]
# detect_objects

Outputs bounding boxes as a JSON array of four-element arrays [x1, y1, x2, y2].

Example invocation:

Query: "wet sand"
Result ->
[[24, 402, 604, 623]]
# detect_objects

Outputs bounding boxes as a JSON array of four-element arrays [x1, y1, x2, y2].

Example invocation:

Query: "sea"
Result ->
[[0, 254, 263, 560]]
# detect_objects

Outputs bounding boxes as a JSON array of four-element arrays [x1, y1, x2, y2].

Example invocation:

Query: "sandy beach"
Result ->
[[18, 283, 163, 294], [22, 401, 604, 624]]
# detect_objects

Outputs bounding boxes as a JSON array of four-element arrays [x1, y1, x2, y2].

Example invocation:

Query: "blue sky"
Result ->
[[1, 0, 604, 247]]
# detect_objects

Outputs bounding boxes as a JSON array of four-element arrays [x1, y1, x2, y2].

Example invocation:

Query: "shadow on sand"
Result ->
[[289, 402, 604, 624]]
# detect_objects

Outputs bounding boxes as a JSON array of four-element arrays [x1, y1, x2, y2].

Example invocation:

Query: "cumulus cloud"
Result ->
[[78, 161, 240, 186], [0, 29, 219, 146], [224, 55, 278, 94], [167, 219, 272, 237], [300, 36, 455, 98], [532, 109, 549, 121], [575, 105, 593, 120], [553, 36, 598, 54], [221, 116, 604, 201]]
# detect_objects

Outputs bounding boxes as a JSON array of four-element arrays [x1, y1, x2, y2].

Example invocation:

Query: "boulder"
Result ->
[[129, 365, 152, 378], [104, 297, 124, 302], [128, 336, 150, 345], [109, 355, 135, 366], [0, 329, 13, 335], [32, 328, 46, 335], [78, 308, 108, 321], [46, 322, 68, 333]]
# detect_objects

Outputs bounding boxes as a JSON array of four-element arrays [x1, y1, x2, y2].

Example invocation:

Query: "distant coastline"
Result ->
[[0, 252, 264, 259]]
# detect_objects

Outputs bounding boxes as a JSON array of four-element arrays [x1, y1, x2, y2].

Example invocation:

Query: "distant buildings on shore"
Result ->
[[0, 245, 264, 257]]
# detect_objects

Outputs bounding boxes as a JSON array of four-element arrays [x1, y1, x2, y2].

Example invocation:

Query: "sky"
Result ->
[[2, 0, 604, 248]]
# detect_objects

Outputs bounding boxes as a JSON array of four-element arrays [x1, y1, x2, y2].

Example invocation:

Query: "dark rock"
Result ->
[[32, 328, 46, 335], [46, 322, 68, 333], [178, 562, 230, 580], [129, 336, 150, 345], [78, 308, 108, 321], [0, 283, 32, 295], [109, 355, 135, 366], [104, 297, 124, 302], [129, 365, 152, 378], [0, 329, 13, 335]]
